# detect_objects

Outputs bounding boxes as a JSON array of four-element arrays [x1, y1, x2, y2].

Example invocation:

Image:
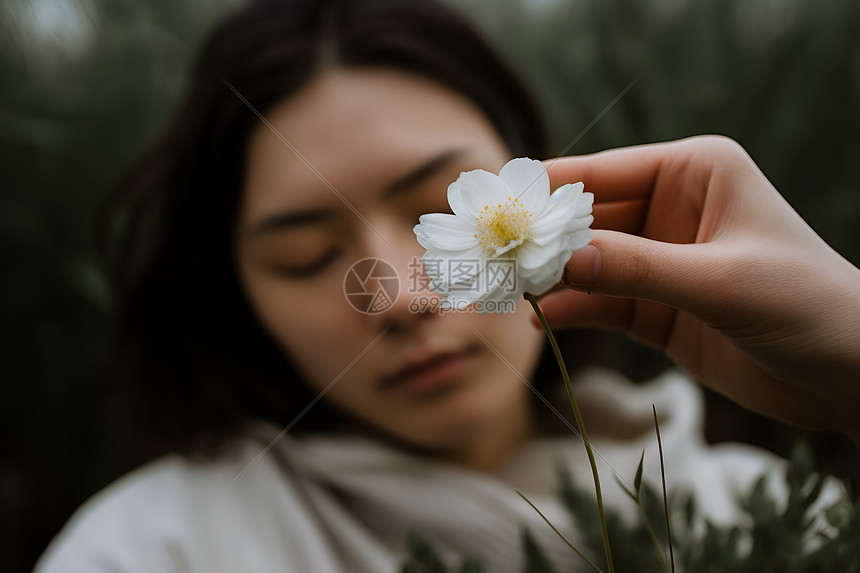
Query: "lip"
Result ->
[[381, 345, 479, 394]]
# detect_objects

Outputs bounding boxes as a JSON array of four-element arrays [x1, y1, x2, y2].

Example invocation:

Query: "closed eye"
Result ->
[[275, 247, 341, 278]]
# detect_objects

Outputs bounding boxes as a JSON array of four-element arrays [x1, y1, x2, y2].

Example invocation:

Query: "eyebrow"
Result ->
[[248, 208, 336, 238], [382, 148, 467, 197], [248, 148, 468, 239]]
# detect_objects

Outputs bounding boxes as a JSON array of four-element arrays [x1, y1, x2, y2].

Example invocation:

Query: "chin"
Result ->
[[390, 376, 525, 449]]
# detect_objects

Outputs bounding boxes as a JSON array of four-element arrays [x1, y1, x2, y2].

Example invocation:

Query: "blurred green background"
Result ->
[[1, 0, 859, 571]]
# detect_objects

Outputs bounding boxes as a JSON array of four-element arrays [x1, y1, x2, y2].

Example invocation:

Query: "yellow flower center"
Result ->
[[474, 197, 533, 255]]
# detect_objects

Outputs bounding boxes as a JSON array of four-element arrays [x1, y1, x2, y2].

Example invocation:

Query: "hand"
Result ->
[[535, 136, 860, 442]]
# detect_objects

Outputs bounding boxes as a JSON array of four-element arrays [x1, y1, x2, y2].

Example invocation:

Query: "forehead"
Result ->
[[239, 67, 508, 220]]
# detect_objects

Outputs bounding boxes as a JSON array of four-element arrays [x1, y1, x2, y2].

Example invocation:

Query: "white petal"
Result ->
[[414, 213, 477, 251], [515, 240, 558, 270], [445, 179, 470, 217], [421, 243, 486, 265], [498, 158, 549, 212], [445, 178, 491, 219], [543, 182, 584, 210], [519, 250, 569, 294], [527, 213, 570, 246], [442, 291, 481, 310], [422, 246, 488, 287], [572, 191, 594, 219], [535, 183, 584, 222], [561, 227, 594, 252], [529, 213, 591, 246], [449, 168, 510, 218], [489, 236, 525, 258], [474, 285, 519, 313], [452, 257, 516, 304], [441, 275, 490, 307], [529, 191, 593, 247]]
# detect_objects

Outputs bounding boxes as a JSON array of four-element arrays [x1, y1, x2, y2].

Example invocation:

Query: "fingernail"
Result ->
[[563, 244, 602, 286]]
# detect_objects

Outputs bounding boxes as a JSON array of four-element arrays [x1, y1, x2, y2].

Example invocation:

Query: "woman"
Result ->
[[35, 0, 860, 571]]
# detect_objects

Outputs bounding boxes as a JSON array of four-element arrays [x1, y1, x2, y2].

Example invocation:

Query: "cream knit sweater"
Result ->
[[35, 369, 781, 573]]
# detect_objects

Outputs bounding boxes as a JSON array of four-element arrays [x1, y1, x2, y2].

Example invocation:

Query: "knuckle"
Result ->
[[685, 134, 749, 163], [623, 240, 656, 291]]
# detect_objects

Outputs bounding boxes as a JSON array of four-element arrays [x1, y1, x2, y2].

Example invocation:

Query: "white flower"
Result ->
[[413, 157, 593, 309]]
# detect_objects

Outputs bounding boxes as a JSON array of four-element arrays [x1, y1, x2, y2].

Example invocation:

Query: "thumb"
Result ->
[[562, 229, 719, 314]]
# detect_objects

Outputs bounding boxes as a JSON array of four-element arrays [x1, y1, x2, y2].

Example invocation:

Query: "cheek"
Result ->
[[482, 303, 545, 368], [240, 270, 371, 390], [467, 305, 546, 408]]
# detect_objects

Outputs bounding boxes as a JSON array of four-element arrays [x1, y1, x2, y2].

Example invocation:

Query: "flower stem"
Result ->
[[653, 405, 676, 573], [516, 490, 606, 573], [524, 292, 614, 573]]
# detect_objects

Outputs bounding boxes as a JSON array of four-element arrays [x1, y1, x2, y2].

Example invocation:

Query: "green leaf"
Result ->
[[803, 473, 827, 508], [614, 473, 640, 504], [522, 528, 560, 573], [457, 558, 485, 573], [824, 501, 852, 529], [787, 441, 815, 491], [634, 449, 645, 495], [401, 532, 450, 573]]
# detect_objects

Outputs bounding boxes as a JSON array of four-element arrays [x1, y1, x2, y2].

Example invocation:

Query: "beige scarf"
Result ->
[[254, 368, 776, 572]]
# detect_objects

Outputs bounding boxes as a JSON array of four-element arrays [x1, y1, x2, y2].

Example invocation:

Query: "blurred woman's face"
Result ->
[[234, 68, 544, 468]]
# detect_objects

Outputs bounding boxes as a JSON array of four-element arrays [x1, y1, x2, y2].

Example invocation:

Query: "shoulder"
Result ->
[[34, 428, 323, 573]]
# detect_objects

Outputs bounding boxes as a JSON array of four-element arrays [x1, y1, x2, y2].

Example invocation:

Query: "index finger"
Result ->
[[542, 139, 681, 203]]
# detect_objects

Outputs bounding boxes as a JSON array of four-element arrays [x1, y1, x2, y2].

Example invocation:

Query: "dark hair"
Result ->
[[98, 0, 558, 458]]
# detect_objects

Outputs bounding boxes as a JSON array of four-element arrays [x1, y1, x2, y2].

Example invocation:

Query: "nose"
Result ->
[[358, 219, 441, 329]]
